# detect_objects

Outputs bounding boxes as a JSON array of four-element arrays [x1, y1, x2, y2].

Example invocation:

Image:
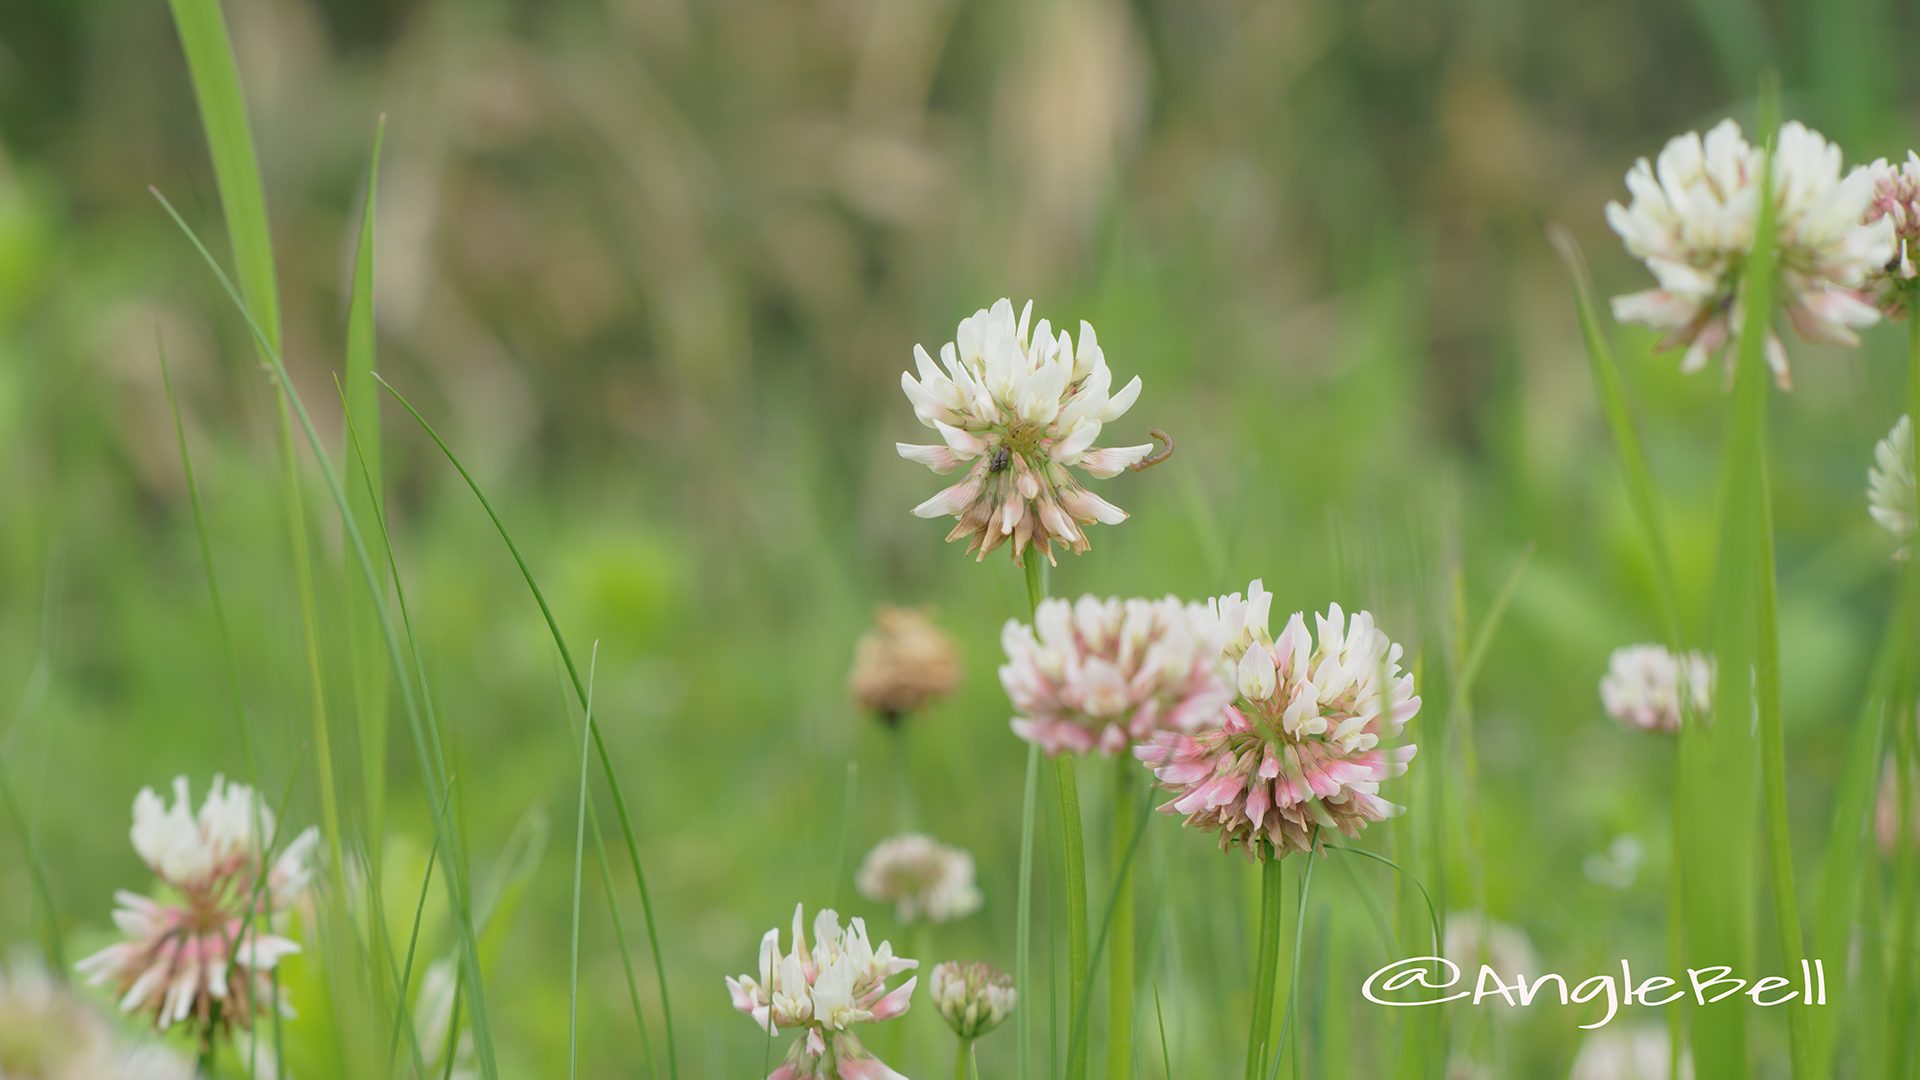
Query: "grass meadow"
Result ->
[[2, 0, 1919, 1076]]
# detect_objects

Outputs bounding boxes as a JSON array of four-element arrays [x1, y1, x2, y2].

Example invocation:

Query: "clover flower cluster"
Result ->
[[1136, 581, 1421, 859], [1598, 644, 1714, 734], [75, 777, 317, 1044], [855, 834, 983, 925], [726, 906, 917, 1080]]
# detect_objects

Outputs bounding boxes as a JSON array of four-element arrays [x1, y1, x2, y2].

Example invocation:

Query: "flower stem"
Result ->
[[1017, 555, 1048, 1080], [1055, 754, 1091, 1080], [197, 1037, 218, 1079], [1106, 756, 1136, 1079], [954, 1038, 975, 1080], [1245, 852, 1283, 1080]]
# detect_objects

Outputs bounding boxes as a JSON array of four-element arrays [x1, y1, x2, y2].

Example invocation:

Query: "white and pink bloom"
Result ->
[[1869, 415, 1916, 550], [1136, 581, 1420, 859], [1607, 119, 1894, 388], [726, 905, 917, 1080], [1864, 153, 1920, 316], [855, 834, 983, 924], [75, 776, 318, 1043], [929, 961, 1015, 1041], [1598, 644, 1713, 734], [898, 299, 1155, 566], [0, 951, 193, 1079], [1001, 594, 1233, 756]]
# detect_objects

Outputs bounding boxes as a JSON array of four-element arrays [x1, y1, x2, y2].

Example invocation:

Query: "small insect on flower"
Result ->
[[1001, 594, 1234, 757], [1136, 581, 1420, 859], [929, 961, 1016, 1041], [726, 905, 917, 1080], [1606, 119, 1894, 388], [74, 776, 318, 1049], [1598, 644, 1713, 734], [855, 834, 983, 925], [897, 298, 1158, 566], [1869, 415, 1916, 553], [847, 606, 962, 727]]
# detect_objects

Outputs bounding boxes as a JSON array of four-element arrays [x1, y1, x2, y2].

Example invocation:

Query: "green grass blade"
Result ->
[[151, 188, 498, 1079], [568, 645, 600, 1080], [375, 374, 676, 1078], [0, 763, 62, 972], [1549, 228, 1683, 643], [164, 0, 279, 355], [344, 117, 390, 853], [385, 786, 450, 1076]]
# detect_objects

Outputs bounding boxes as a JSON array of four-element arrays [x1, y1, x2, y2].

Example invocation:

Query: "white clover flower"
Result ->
[[1000, 594, 1234, 757], [1607, 119, 1894, 388], [1869, 415, 1916, 550], [1443, 913, 1540, 986], [898, 298, 1155, 565], [1599, 644, 1712, 734], [726, 905, 917, 1080], [76, 777, 318, 1042], [0, 951, 193, 1080], [1137, 583, 1421, 859], [929, 961, 1015, 1041], [1864, 152, 1920, 316], [855, 834, 983, 924]]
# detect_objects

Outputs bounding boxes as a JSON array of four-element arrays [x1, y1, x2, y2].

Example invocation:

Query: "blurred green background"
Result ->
[[1, 0, 1916, 1074]]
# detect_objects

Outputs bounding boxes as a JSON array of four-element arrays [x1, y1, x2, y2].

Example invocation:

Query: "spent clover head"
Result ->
[[726, 905, 917, 1080], [76, 776, 317, 1046], [898, 298, 1157, 565], [1606, 119, 1893, 388], [1137, 580, 1420, 859]]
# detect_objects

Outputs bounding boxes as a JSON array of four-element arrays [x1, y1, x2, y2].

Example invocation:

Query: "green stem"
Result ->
[[954, 1038, 975, 1080], [197, 1036, 218, 1079], [1017, 555, 1048, 1080], [1055, 754, 1090, 1080], [1107, 756, 1136, 1079], [1245, 853, 1283, 1080]]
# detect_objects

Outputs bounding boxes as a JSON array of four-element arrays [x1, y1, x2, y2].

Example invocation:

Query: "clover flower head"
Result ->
[[929, 961, 1016, 1041], [1599, 644, 1713, 734], [1137, 583, 1420, 859], [855, 834, 983, 925], [1570, 1025, 1693, 1080], [1606, 119, 1894, 388], [898, 298, 1154, 565], [0, 951, 193, 1079], [1864, 152, 1920, 316], [726, 905, 917, 1080], [1869, 415, 1916, 550], [75, 776, 318, 1043], [1001, 594, 1234, 756], [848, 606, 962, 724], [1443, 913, 1540, 984]]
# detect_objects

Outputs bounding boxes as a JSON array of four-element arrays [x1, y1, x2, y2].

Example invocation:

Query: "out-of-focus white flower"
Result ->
[[415, 957, 476, 1080], [1869, 415, 1916, 551], [1137, 583, 1420, 859], [929, 961, 1015, 1041], [1607, 119, 1894, 388], [1864, 153, 1920, 316], [1001, 595, 1233, 756], [75, 777, 318, 1043], [0, 951, 192, 1080], [1570, 1025, 1693, 1080], [1583, 835, 1647, 890], [1599, 644, 1712, 734], [726, 906, 917, 1080], [855, 835, 983, 924], [1443, 913, 1540, 988], [898, 299, 1155, 566]]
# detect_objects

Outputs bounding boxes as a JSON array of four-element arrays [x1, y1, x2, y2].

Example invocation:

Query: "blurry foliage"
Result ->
[[0, 0, 1917, 1073]]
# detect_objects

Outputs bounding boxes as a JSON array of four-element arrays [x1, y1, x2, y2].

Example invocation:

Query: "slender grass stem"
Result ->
[[567, 646, 600, 1080], [1107, 755, 1136, 1079], [1055, 755, 1091, 1080], [1245, 852, 1283, 1080], [1267, 836, 1319, 1080], [1017, 556, 1048, 1080]]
